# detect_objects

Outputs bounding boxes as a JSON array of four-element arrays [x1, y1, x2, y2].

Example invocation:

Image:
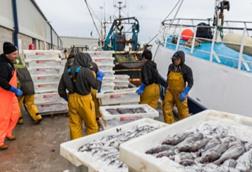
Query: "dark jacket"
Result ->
[[0, 54, 15, 90], [63, 57, 75, 72], [168, 63, 193, 88], [58, 53, 100, 100], [141, 60, 167, 88], [17, 67, 35, 95]]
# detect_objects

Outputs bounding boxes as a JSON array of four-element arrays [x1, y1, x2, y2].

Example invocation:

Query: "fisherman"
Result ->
[[136, 49, 167, 109], [15, 56, 43, 124], [163, 50, 193, 124], [0, 42, 22, 150], [58, 52, 104, 139]]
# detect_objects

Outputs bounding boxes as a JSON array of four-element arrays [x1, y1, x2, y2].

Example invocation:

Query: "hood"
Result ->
[[73, 52, 92, 68], [172, 51, 185, 65]]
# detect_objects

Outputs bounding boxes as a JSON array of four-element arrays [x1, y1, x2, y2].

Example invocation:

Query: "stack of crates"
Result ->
[[23, 50, 67, 115], [88, 51, 115, 93]]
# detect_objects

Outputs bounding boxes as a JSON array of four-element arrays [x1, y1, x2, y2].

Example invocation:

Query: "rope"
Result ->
[[83, 0, 101, 38]]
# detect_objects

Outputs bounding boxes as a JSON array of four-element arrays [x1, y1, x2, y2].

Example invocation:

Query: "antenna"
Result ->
[[114, 1, 126, 19]]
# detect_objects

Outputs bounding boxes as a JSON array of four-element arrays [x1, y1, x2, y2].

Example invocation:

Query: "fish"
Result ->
[[156, 149, 176, 158], [214, 141, 245, 165], [175, 152, 195, 166], [178, 138, 209, 152], [200, 142, 229, 163], [145, 145, 172, 154], [176, 133, 204, 151], [162, 132, 193, 146], [235, 150, 252, 171]]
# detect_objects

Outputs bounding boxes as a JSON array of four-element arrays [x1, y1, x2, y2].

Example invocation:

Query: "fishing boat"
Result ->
[[152, 0, 252, 116]]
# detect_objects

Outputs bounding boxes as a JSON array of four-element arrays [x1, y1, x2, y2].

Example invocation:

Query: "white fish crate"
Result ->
[[96, 63, 114, 71], [31, 74, 60, 84], [96, 88, 139, 106], [92, 57, 114, 65], [114, 81, 130, 88], [34, 82, 58, 93], [38, 103, 68, 114], [100, 104, 159, 128], [28, 67, 61, 76], [120, 110, 252, 172], [25, 59, 62, 68], [101, 83, 115, 93], [115, 75, 130, 81], [103, 70, 115, 77], [60, 118, 167, 172], [87, 51, 114, 58], [34, 92, 64, 105], [23, 50, 62, 61], [103, 76, 115, 83]]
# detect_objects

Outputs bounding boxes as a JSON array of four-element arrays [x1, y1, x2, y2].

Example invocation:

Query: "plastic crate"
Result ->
[[34, 92, 64, 104], [92, 57, 114, 65], [103, 70, 115, 77], [38, 103, 67, 114], [23, 50, 62, 61], [28, 67, 61, 75], [60, 118, 167, 172], [32, 75, 60, 84], [101, 83, 115, 93], [115, 74, 130, 81], [96, 63, 114, 71], [100, 104, 159, 128], [97, 88, 139, 105], [34, 82, 58, 93], [87, 51, 114, 58], [25, 59, 62, 68], [120, 110, 252, 172]]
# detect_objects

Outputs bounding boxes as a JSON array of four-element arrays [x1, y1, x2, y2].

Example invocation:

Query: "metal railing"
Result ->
[[161, 18, 252, 72]]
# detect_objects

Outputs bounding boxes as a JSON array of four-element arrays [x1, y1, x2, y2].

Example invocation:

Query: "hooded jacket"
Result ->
[[0, 54, 15, 90], [16, 67, 35, 95], [168, 53, 193, 88], [141, 60, 167, 87], [58, 53, 100, 100]]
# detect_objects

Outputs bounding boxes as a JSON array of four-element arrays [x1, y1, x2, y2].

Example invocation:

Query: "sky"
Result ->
[[35, 0, 252, 42]]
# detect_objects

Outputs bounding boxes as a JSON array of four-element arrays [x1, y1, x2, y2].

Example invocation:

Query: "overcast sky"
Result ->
[[35, 0, 252, 42]]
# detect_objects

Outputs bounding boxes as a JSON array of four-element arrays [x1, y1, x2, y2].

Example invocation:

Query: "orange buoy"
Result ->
[[181, 29, 194, 41]]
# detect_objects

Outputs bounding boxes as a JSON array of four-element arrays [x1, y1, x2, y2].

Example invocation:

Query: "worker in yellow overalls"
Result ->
[[163, 51, 193, 124], [136, 49, 167, 109], [58, 52, 104, 140], [15, 56, 42, 124]]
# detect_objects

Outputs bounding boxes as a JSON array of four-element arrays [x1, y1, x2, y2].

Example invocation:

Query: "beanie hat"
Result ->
[[3, 42, 17, 54]]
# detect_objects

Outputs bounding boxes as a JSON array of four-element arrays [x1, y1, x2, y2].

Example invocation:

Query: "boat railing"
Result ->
[[161, 18, 252, 73]]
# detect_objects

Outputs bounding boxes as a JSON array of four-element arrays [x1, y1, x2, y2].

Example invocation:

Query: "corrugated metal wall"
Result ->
[[0, 0, 62, 53]]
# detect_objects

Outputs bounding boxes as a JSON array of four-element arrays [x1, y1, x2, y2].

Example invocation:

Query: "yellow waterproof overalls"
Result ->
[[140, 83, 160, 109], [68, 68, 98, 140], [163, 71, 189, 124]]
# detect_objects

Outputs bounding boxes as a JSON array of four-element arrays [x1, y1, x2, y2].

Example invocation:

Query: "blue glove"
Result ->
[[97, 70, 104, 82], [136, 84, 146, 95], [179, 86, 190, 102], [9, 86, 23, 97]]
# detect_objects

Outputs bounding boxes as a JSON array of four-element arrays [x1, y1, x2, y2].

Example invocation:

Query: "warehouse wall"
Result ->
[[0, 0, 62, 54]]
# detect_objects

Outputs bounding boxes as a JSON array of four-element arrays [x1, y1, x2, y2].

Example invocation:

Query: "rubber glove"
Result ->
[[9, 86, 23, 97], [97, 70, 104, 82], [179, 86, 190, 102], [136, 83, 146, 95]]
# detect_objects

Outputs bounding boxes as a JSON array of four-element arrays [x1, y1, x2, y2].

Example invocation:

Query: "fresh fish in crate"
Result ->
[[162, 132, 193, 146], [156, 149, 176, 158], [178, 138, 209, 152], [77, 124, 159, 170], [145, 145, 172, 154], [214, 140, 245, 165], [175, 152, 195, 166], [199, 142, 229, 163], [176, 133, 204, 151]]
